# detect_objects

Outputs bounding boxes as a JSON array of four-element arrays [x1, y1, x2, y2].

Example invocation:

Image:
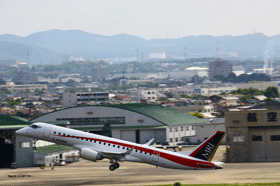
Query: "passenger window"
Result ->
[[140, 151, 142, 153], [63, 134, 65, 136], [81, 138, 83, 140], [94, 140, 96, 143], [113, 145, 115, 147], [58, 132, 61, 135], [135, 150, 138, 152], [72, 136, 74, 138], [99, 142, 101, 144], [68, 134, 70, 137], [118, 146, 120, 148], [90, 140, 92, 142], [86, 139, 88, 141], [108, 144, 110, 146], [145, 152, 147, 154], [123, 147, 125, 149], [150, 153, 152, 155], [104, 143, 106, 145], [77, 137, 79, 139]]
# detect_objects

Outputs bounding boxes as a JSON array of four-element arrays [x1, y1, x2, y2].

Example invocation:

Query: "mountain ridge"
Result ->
[[0, 29, 280, 65]]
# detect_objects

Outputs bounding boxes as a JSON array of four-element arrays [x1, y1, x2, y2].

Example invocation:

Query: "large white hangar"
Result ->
[[31, 104, 204, 144]]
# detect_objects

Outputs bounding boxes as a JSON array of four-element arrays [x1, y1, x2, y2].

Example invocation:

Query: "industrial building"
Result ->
[[208, 61, 232, 79], [226, 109, 280, 162]]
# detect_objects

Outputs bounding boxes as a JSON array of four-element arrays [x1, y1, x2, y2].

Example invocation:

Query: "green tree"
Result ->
[[180, 94, 191, 98], [130, 77, 140, 80], [7, 98, 21, 106], [34, 88, 40, 93], [212, 74, 224, 81], [0, 78, 6, 85], [264, 86, 279, 98], [189, 111, 205, 118]]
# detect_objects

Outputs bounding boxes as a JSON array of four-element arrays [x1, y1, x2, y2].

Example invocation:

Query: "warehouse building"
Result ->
[[226, 109, 280, 162], [0, 115, 31, 168]]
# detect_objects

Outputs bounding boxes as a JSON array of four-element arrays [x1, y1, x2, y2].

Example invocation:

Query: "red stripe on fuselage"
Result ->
[[56, 134, 215, 169]]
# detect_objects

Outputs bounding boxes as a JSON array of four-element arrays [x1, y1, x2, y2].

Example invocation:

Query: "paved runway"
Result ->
[[1, 146, 280, 186]]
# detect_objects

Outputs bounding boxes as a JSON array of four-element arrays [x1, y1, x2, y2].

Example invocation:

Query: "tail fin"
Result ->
[[189, 131, 225, 161]]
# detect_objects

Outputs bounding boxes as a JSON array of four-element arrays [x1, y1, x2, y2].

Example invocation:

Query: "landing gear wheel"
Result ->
[[114, 163, 120, 169], [109, 165, 115, 171], [32, 147, 36, 150]]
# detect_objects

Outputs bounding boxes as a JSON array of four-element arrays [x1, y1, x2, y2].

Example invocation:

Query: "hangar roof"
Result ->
[[105, 104, 203, 125], [0, 114, 31, 129], [32, 103, 203, 126]]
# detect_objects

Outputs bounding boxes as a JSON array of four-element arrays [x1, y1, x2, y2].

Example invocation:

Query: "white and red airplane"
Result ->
[[16, 122, 225, 171]]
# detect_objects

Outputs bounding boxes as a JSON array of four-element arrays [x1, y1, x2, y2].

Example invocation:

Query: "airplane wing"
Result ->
[[73, 144, 134, 160], [100, 147, 134, 160]]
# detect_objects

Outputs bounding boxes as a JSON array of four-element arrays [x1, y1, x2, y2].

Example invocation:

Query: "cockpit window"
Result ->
[[29, 125, 40, 129]]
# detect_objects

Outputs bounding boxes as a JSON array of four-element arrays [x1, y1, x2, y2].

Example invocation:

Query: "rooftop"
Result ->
[[0, 114, 31, 129], [34, 144, 76, 155]]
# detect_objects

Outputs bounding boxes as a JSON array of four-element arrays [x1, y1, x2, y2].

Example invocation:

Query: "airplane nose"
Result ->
[[16, 128, 27, 136]]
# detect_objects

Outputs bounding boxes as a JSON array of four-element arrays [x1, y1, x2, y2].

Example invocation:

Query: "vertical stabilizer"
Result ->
[[189, 131, 225, 161]]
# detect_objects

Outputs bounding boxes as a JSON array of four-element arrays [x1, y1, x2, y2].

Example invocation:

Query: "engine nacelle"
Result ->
[[80, 148, 103, 161]]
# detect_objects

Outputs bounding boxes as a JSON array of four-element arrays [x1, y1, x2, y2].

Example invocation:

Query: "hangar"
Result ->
[[0, 115, 31, 168], [226, 109, 280, 162], [31, 104, 204, 144]]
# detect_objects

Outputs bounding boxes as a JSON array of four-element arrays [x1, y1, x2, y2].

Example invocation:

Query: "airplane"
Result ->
[[16, 122, 225, 171]]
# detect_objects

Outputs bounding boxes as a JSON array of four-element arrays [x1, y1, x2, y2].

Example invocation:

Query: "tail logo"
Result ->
[[202, 142, 215, 159]]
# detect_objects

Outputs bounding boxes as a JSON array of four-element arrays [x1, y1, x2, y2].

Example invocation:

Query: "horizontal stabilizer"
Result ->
[[144, 138, 154, 146]]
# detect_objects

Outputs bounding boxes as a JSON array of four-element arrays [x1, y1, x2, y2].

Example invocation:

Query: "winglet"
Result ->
[[144, 138, 154, 146]]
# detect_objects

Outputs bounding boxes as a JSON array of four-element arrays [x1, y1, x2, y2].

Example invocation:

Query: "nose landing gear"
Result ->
[[32, 139, 37, 150], [109, 159, 120, 171]]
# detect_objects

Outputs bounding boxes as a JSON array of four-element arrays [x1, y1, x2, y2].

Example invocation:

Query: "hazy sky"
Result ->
[[1, 0, 280, 40]]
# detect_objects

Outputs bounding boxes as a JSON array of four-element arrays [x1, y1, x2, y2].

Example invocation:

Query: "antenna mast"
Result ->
[[216, 41, 219, 62]]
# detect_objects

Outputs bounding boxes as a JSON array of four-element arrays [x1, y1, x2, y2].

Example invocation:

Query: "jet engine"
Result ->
[[80, 148, 103, 161]]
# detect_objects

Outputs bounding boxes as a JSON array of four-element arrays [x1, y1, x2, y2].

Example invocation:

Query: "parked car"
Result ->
[[161, 141, 169, 146], [10, 162, 17, 169]]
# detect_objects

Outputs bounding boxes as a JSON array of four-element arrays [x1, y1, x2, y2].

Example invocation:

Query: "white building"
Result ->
[[149, 53, 166, 59], [62, 92, 109, 107], [34, 144, 79, 167], [130, 89, 157, 103], [171, 85, 237, 98]]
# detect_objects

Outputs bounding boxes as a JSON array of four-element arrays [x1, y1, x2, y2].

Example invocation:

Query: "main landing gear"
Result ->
[[32, 139, 37, 150], [109, 159, 120, 171]]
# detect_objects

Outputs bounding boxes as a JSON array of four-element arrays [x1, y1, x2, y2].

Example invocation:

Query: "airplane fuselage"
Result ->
[[16, 123, 221, 170]]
